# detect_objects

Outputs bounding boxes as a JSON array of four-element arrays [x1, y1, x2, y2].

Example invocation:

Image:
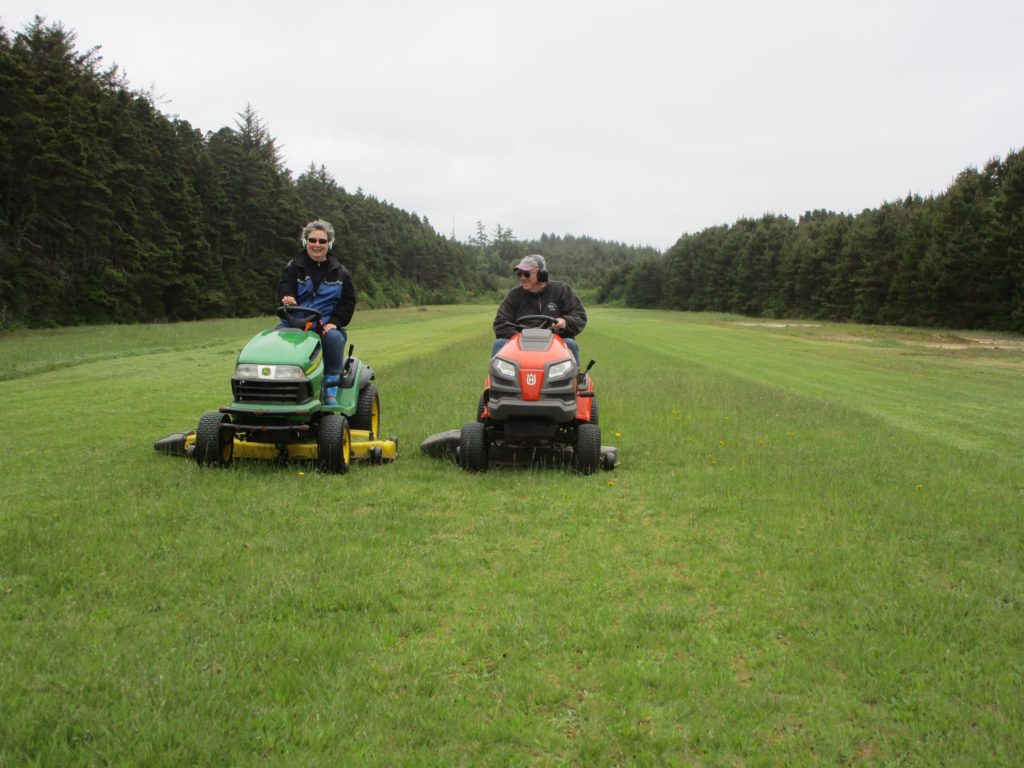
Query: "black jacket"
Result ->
[[276, 251, 356, 328], [493, 281, 587, 340]]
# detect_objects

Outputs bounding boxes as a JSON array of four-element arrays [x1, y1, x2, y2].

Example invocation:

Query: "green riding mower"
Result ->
[[154, 305, 396, 472]]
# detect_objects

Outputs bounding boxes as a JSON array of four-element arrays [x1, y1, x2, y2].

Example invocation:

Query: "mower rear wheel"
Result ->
[[318, 414, 351, 474], [459, 421, 489, 472], [589, 396, 599, 425], [352, 382, 380, 435], [575, 422, 601, 475], [194, 411, 233, 467]]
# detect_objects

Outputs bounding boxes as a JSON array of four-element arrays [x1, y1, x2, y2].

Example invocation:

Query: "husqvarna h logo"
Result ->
[[526, 373, 537, 386]]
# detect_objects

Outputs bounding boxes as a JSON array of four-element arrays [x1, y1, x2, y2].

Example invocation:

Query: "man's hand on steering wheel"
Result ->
[[514, 314, 558, 330]]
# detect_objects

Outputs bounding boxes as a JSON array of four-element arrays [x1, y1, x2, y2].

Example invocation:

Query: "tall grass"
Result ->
[[1, 306, 1022, 766]]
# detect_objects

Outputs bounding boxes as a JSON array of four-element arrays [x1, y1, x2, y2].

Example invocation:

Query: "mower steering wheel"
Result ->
[[514, 314, 558, 330], [276, 305, 323, 330]]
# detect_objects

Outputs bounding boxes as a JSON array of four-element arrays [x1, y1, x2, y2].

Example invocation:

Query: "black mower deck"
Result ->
[[420, 429, 618, 470]]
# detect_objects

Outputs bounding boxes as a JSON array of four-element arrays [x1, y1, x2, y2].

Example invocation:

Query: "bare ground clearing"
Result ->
[[728, 321, 1024, 353]]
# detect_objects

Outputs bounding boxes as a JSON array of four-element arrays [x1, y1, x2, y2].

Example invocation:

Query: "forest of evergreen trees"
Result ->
[[0, 18, 653, 330], [1, 18, 1020, 332], [0, 19, 495, 328], [604, 153, 1024, 332]]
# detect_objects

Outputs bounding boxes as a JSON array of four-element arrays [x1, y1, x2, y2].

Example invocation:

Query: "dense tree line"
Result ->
[[468, 225, 661, 297], [3, 18, 1020, 333], [0, 19, 487, 329], [612, 150, 1024, 331]]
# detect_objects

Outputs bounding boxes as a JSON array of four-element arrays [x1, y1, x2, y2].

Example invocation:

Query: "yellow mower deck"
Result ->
[[181, 430, 397, 462]]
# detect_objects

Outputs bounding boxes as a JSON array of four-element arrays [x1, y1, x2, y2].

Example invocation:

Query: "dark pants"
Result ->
[[320, 328, 347, 395], [277, 323, 347, 396]]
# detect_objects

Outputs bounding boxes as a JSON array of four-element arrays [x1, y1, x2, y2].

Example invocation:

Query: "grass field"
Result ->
[[1, 306, 1022, 766]]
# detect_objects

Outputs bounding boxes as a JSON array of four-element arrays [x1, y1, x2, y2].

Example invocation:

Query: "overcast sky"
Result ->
[[5, 1, 1023, 249]]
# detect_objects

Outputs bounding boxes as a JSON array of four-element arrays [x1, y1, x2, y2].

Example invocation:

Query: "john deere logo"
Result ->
[[261, 367, 272, 377], [526, 374, 537, 386]]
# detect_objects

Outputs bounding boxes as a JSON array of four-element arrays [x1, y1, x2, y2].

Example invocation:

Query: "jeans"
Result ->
[[492, 336, 579, 364], [320, 328, 347, 386], [278, 323, 347, 396]]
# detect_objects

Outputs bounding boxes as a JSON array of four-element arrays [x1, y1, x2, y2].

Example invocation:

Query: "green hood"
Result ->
[[236, 329, 322, 373]]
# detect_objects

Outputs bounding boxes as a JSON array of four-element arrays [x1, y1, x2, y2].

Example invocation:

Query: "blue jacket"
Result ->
[[276, 251, 356, 328]]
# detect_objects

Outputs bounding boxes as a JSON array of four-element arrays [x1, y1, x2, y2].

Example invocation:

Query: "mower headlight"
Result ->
[[547, 359, 575, 382], [234, 363, 307, 381], [492, 358, 516, 380]]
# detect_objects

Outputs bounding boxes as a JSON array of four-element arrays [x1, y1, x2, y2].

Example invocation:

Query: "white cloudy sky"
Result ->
[[5, 0, 1023, 249]]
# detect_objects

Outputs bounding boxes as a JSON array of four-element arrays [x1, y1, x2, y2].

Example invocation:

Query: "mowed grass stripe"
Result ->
[[593, 308, 1024, 460], [1, 306, 1022, 765], [0, 306, 493, 383]]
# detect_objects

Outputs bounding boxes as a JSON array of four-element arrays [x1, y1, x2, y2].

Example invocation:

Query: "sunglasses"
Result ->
[[307, 237, 329, 245], [516, 269, 535, 278]]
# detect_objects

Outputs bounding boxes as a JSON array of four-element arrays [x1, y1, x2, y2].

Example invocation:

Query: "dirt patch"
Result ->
[[822, 333, 873, 343], [913, 334, 1024, 352], [727, 320, 1024, 353], [732, 322, 822, 328]]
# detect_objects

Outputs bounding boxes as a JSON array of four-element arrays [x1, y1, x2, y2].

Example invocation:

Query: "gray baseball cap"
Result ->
[[513, 254, 547, 273]]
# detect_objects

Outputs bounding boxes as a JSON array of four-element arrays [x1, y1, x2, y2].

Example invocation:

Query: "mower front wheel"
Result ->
[[194, 411, 233, 467], [459, 421, 489, 472], [318, 414, 351, 474], [575, 422, 602, 475]]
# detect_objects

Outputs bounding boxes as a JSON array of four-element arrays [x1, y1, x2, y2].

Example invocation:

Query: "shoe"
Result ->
[[323, 381, 339, 406]]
